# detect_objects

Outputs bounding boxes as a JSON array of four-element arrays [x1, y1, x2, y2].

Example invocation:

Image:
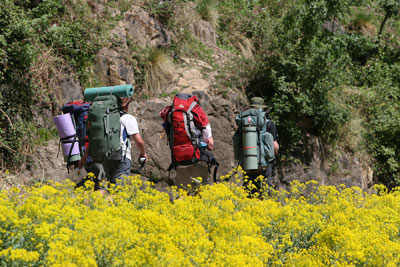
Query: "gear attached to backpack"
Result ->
[[54, 100, 91, 171], [233, 108, 275, 171]]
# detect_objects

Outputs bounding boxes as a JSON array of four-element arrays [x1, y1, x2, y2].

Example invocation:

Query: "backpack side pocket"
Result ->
[[261, 131, 275, 164], [233, 129, 242, 162]]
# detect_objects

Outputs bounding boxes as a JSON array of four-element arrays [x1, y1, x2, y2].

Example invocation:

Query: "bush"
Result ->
[[2, 175, 400, 265], [0, 0, 110, 171]]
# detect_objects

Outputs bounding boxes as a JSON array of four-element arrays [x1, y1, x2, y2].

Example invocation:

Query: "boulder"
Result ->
[[124, 6, 172, 48], [95, 48, 135, 86], [190, 20, 217, 48]]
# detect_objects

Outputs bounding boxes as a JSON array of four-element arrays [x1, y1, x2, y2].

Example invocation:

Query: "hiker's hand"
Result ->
[[139, 153, 148, 163], [206, 137, 214, 151], [78, 159, 86, 169], [274, 141, 279, 155]]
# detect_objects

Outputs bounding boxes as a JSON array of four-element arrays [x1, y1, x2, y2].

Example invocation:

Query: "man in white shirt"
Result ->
[[80, 97, 148, 186]]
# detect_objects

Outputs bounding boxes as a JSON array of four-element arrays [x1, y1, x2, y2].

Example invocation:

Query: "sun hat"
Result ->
[[249, 97, 267, 108]]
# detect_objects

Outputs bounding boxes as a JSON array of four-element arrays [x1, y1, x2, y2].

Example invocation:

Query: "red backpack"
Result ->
[[160, 94, 209, 166]]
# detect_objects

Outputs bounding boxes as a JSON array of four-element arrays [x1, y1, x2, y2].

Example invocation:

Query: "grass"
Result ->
[[349, 10, 377, 35], [229, 31, 254, 58], [143, 48, 174, 96], [196, 0, 219, 27], [159, 89, 179, 98], [172, 28, 216, 66]]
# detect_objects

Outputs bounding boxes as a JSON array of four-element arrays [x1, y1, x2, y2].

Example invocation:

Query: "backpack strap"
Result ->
[[120, 112, 131, 160], [186, 101, 200, 160], [256, 127, 262, 168], [167, 109, 174, 149], [199, 150, 220, 183], [58, 134, 80, 172]]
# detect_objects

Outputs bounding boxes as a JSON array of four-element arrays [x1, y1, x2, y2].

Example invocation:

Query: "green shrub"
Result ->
[[196, 0, 219, 27]]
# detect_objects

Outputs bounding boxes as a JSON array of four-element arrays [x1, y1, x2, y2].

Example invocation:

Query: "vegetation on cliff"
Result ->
[[0, 0, 399, 186]]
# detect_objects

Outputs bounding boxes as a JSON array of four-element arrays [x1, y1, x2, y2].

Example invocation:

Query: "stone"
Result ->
[[60, 74, 82, 103], [190, 20, 217, 47], [124, 6, 172, 48], [95, 48, 135, 86]]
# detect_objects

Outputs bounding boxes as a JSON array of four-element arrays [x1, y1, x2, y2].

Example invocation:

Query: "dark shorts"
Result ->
[[102, 157, 131, 185], [245, 160, 277, 189]]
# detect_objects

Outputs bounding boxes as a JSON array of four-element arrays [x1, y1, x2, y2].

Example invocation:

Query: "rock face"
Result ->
[[22, 139, 70, 184], [190, 20, 217, 48], [124, 6, 172, 48], [277, 136, 373, 191], [60, 73, 82, 104], [96, 48, 135, 86]]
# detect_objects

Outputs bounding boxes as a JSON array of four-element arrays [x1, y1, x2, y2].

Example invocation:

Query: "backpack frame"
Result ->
[[233, 108, 275, 171]]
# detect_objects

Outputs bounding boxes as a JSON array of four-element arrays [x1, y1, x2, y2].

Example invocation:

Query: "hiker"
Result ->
[[233, 96, 279, 194], [79, 96, 148, 186], [160, 93, 218, 190]]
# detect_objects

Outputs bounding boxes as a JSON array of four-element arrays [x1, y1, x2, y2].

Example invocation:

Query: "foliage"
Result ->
[[0, 0, 111, 171], [0, 0, 39, 171], [353, 60, 400, 188], [221, 0, 400, 187], [172, 28, 215, 65], [377, 0, 400, 36], [2, 175, 400, 265], [196, 0, 219, 27], [143, 48, 174, 96], [142, 0, 183, 26]]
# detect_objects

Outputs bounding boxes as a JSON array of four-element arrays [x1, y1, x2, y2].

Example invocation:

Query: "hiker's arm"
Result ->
[[201, 124, 213, 151], [132, 133, 148, 162], [207, 136, 214, 151], [267, 120, 279, 155], [78, 144, 89, 169], [274, 141, 279, 155]]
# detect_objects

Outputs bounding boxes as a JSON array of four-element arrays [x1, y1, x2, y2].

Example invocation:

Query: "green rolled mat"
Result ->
[[242, 126, 258, 170], [84, 84, 134, 101], [64, 154, 81, 163]]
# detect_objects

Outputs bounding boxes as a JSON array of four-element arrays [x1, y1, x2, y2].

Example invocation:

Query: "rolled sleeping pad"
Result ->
[[53, 113, 81, 163], [83, 84, 134, 102], [242, 126, 258, 170]]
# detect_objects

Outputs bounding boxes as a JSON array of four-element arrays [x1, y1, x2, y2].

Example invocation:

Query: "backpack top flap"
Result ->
[[236, 108, 265, 128], [169, 94, 198, 146], [88, 95, 122, 162], [172, 94, 198, 112]]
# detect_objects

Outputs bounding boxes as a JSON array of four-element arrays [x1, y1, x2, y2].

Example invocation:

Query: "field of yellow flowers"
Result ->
[[1, 168, 400, 266]]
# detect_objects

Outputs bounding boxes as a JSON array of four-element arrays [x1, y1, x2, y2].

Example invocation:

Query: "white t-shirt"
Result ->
[[194, 124, 212, 143], [120, 114, 139, 160]]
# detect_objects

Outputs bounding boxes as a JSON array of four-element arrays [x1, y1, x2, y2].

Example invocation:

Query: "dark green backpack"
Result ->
[[233, 108, 275, 170], [88, 95, 122, 162]]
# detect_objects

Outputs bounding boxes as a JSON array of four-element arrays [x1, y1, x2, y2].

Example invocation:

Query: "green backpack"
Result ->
[[88, 95, 122, 162], [233, 108, 275, 171]]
